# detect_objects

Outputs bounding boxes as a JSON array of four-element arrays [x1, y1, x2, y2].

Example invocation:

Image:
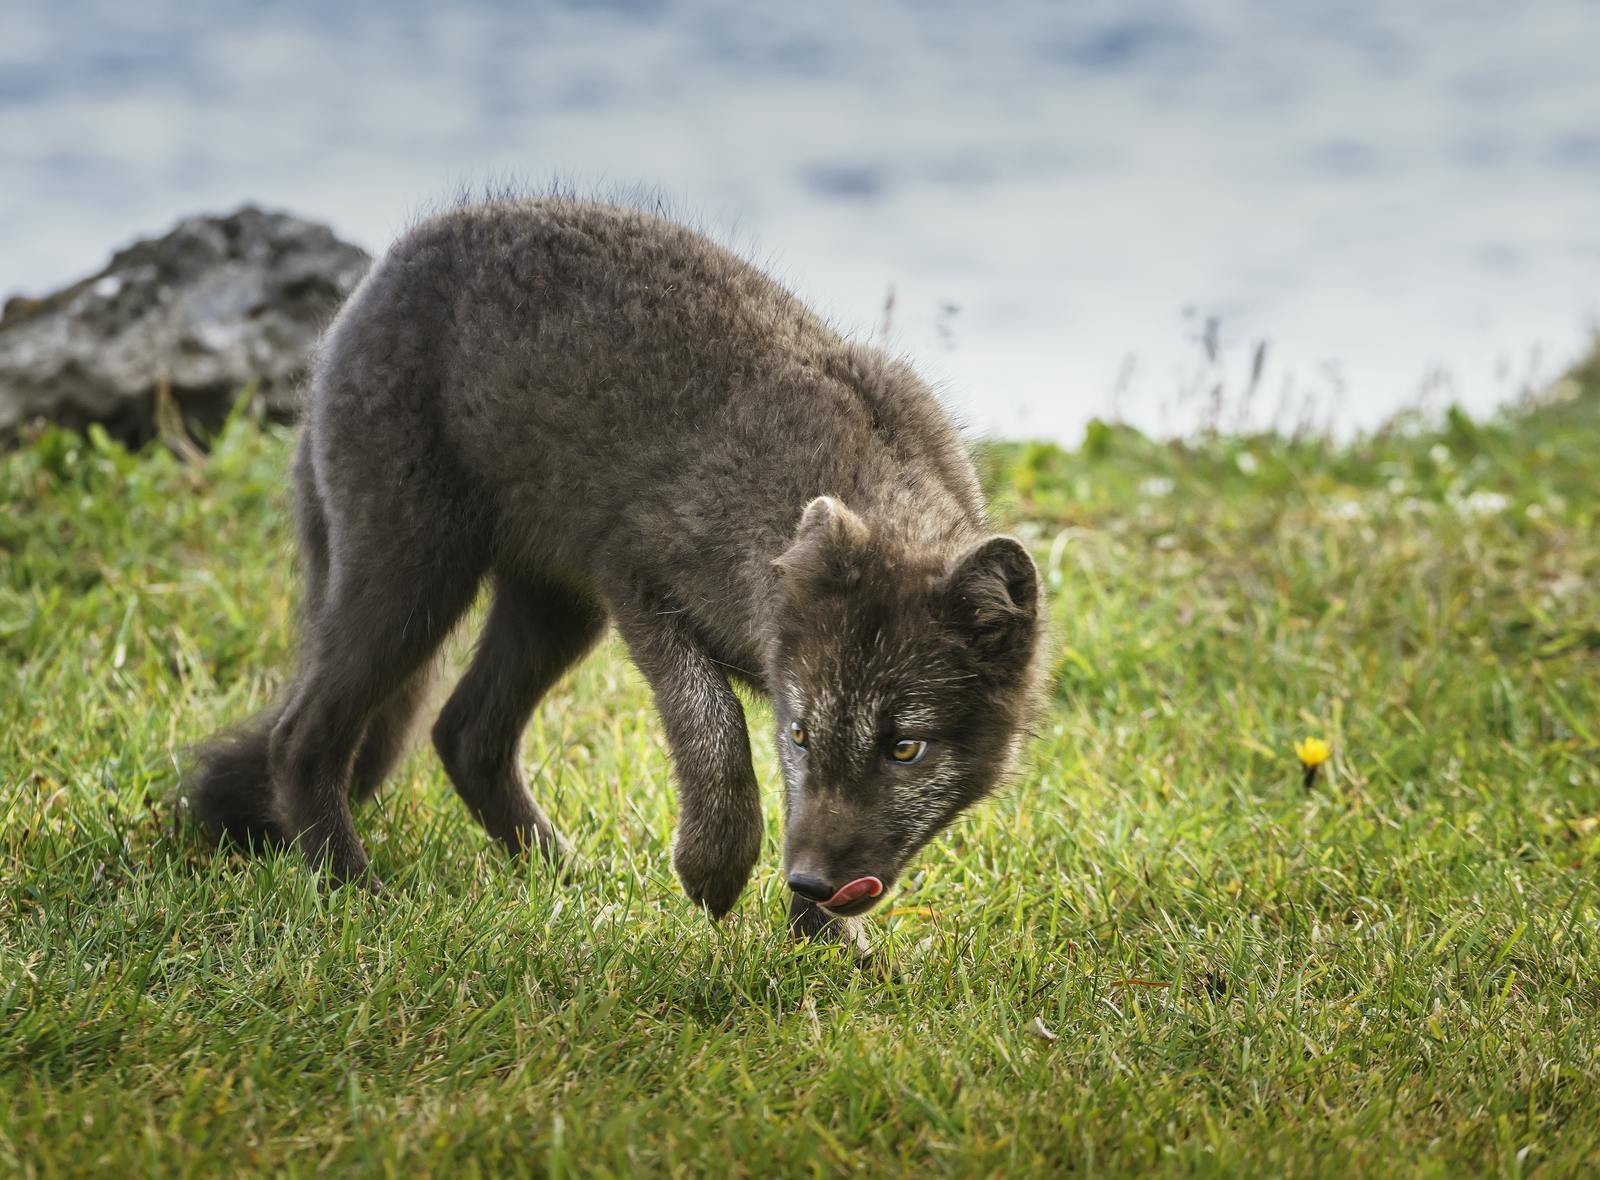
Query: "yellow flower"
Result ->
[[1294, 737, 1331, 768]]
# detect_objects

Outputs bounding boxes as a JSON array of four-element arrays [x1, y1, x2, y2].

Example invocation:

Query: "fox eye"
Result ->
[[888, 738, 928, 764], [790, 722, 808, 750]]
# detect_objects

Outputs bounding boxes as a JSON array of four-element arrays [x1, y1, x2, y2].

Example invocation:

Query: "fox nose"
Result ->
[[786, 872, 835, 902]]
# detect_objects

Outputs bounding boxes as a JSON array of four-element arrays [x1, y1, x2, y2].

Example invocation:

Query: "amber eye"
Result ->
[[889, 739, 928, 764], [790, 722, 808, 750]]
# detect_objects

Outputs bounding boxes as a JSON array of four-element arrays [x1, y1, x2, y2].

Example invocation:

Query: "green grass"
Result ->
[[3, 362, 1598, 1178]]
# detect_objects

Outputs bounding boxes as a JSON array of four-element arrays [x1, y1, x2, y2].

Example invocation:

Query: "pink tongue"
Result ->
[[823, 876, 884, 908]]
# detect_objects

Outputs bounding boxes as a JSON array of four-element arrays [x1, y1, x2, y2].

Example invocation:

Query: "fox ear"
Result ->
[[774, 496, 869, 583], [795, 495, 868, 547], [942, 536, 1040, 670]]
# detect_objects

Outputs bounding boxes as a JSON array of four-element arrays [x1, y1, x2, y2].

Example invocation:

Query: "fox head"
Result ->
[[768, 495, 1044, 917]]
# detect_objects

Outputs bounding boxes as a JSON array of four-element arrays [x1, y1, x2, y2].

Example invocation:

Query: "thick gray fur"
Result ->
[[188, 196, 1044, 939]]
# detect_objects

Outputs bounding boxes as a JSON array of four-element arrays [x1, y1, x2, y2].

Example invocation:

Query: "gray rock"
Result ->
[[0, 206, 370, 443]]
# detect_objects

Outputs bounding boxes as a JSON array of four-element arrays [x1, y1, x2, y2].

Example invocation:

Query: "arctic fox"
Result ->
[[189, 198, 1043, 940]]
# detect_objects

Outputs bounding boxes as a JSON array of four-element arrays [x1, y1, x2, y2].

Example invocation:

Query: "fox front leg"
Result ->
[[613, 603, 763, 919]]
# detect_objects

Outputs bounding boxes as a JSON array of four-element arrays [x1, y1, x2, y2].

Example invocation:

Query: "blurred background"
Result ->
[[2, 0, 1596, 443]]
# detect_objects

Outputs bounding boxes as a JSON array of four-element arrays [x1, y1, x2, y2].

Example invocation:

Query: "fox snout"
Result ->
[[783, 792, 897, 916]]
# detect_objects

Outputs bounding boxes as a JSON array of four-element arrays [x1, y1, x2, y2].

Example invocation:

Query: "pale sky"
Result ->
[[2, 0, 1596, 440]]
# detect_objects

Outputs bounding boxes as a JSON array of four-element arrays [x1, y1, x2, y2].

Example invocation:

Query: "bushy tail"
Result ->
[[183, 711, 287, 849]]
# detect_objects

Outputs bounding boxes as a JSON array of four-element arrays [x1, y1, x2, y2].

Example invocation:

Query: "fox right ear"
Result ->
[[773, 495, 869, 583], [941, 535, 1041, 673]]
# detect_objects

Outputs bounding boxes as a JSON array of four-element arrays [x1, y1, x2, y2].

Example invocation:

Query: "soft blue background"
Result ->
[[2, 0, 1596, 440]]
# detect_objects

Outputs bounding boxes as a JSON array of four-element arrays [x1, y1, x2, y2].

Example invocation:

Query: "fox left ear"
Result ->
[[941, 536, 1040, 670], [773, 495, 869, 585]]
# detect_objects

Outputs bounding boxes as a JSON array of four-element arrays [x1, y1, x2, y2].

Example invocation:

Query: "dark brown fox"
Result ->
[[187, 197, 1044, 941]]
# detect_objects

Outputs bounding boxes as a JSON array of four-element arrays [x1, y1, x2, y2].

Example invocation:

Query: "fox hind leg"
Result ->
[[432, 576, 606, 860]]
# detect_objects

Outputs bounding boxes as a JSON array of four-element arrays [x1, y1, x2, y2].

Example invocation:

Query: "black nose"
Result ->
[[787, 872, 834, 902]]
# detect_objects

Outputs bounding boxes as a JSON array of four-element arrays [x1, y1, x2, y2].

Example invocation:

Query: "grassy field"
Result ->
[[3, 356, 1598, 1177]]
